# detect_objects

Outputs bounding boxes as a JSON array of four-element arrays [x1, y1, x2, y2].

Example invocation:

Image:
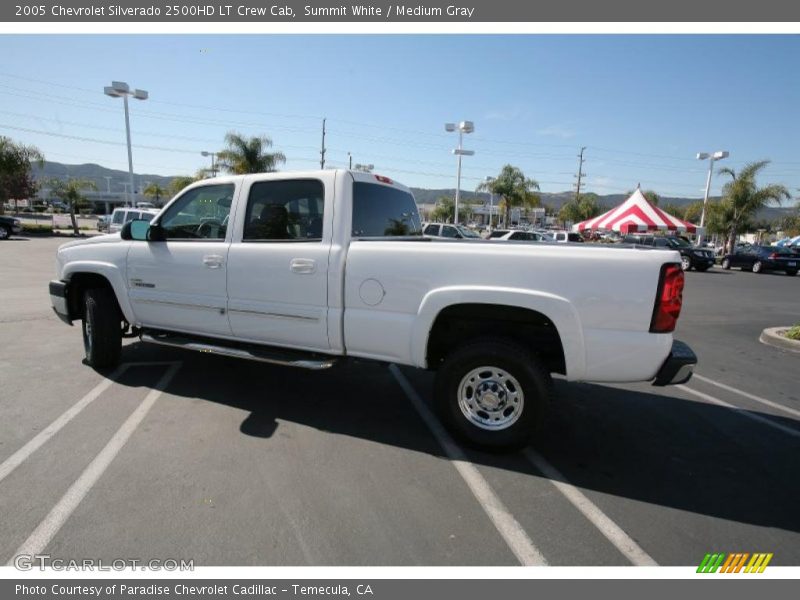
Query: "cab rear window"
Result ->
[[352, 182, 422, 238]]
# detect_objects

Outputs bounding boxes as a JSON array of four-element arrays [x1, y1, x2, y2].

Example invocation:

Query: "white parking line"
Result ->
[[0, 365, 129, 485], [523, 449, 657, 566], [389, 365, 547, 566], [678, 384, 800, 439], [691, 373, 800, 420], [8, 363, 181, 562]]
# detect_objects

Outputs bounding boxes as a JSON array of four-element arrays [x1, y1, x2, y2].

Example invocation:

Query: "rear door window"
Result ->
[[423, 224, 441, 236], [243, 179, 325, 241]]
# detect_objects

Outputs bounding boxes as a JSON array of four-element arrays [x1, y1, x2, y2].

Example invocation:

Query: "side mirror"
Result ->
[[122, 219, 162, 241]]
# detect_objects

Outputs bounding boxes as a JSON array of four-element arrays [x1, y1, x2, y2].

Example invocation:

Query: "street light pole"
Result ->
[[201, 151, 217, 177], [696, 150, 729, 246], [104, 81, 148, 208], [445, 121, 474, 225], [485, 175, 494, 229]]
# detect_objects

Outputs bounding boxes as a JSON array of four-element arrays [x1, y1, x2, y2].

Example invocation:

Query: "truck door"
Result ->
[[226, 175, 333, 351], [126, 182, 236, 337]]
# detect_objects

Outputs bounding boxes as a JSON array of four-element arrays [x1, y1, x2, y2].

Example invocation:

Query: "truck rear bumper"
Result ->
[[49, 279, 72, 325], [652, 339, 696, 386]]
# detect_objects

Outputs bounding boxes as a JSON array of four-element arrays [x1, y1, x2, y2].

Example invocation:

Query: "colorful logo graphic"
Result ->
[[697, 553, 773, 573]]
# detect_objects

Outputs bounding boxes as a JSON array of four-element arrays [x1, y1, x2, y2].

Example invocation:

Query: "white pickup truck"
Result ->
[[49, 170, 696, 449]]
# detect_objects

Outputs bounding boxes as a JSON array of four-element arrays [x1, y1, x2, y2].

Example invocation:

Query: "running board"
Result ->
[[140, 331, 337, 370]]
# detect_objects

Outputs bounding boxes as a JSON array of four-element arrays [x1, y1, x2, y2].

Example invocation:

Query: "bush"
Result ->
[[22, 224, 53, 234], [785, 324, 800, 341]]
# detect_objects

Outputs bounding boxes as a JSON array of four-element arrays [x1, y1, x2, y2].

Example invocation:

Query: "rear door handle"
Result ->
[[290, 258, 316, 274], [203, 254, 224, 269]]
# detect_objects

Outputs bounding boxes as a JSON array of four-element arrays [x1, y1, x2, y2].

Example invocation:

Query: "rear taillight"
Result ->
[[769, 253, 778, 259], [650, 263, 684, 333]]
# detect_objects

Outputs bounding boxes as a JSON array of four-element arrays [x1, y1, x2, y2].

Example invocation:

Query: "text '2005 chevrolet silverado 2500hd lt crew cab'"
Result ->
[[49, 170, 696, 450]]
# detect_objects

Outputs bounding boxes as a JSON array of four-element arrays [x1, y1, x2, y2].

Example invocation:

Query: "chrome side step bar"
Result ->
[[140, 331, 336, 370]]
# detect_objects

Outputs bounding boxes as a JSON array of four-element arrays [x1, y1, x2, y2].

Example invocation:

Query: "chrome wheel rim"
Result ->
[[0, 227, 8, 239], [681, 256, 690, 270], [753, 262, 761, 273], [457, 366, 524, 430]]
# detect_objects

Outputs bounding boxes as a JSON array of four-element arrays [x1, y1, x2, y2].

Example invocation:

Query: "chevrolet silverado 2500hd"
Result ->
[[49, 170, 696, 449]]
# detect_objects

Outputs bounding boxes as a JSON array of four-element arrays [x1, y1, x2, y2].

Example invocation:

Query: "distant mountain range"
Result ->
[[34, 161, 796, 222]]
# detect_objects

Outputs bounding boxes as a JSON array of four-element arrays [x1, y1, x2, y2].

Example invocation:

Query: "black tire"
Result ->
[[787, 270, 798, 276], [721, 258, 731, 270], [0, 225, 10, 240], [434, 338, 551, 451], [82, 287, 122, 368], [752, 261, 763, 274], [680, 255, 692, 271]]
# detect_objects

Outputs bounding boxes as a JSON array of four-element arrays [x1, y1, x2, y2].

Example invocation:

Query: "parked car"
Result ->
[[108, 207, 159, 234], [721, 245, 798, 276], [422, 222, 482, 240], [96, 215, 111, 233], [0, 215, 23, 240], [623, 234, 715, 271], [552, 231, 584, 243], [487, 229, 544, 242]]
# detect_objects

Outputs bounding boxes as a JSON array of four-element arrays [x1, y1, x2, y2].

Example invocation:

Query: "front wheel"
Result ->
[[680, 256, 692, 271], [787, 270, 798, 276], [82, 287, 122, 368], [434, 338, 551, 451], [0, 225, 10, 240], [752, 261, 763, 273]]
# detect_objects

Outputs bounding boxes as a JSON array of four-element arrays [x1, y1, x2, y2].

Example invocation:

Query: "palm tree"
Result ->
[[216, 131, 286, 174], [143, 183, 168, 207], [48, 178, 97, 235], [477, 165, 539, 228], [716, 160, 791, 254]]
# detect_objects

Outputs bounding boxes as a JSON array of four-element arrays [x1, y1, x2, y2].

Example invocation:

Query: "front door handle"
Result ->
[[203, 254, 224, 269], [290, 258, 316, 274]]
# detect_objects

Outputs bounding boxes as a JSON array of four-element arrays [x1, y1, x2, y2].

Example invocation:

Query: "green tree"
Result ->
[[48, 178, 97, 235], [715, 160, 791, 254], [143, 183, 168, 207], [217, 131, 286, 174], [0, 137, 43, 215], [661, 203, 687, 220], [559, 193, 603, 225], [431, 196, 473, 223], [168, 175, 199, 198], [477, 165, 539, 227]]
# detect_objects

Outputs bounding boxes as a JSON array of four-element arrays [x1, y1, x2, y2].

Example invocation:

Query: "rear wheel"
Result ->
[[434, 338, 551, 451], [787, 270, 798, 276], [82, 287, 122, 368], [721, 258, 731, 270], [0, 225, 10, 240], [752, 261, 763, 273]]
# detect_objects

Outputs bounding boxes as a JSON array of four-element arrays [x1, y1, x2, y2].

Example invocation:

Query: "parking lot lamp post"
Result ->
[[104, 81, 148, 207], [445, 121, 475, 225], [201, 151, 218, 177], [485, 175, 495, 229], [696, 150, 729, 245]]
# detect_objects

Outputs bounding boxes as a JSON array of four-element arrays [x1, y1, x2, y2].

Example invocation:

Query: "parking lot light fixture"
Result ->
[[696, 150, 729, 245], [445, 120, 475, 225], [105, 81, 148, 207]]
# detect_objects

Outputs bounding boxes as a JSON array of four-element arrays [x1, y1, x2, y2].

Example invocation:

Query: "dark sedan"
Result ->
[[721, 245, 799, 276]]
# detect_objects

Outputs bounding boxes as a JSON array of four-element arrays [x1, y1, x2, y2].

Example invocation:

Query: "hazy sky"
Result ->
[[1, 34, 798, 199]]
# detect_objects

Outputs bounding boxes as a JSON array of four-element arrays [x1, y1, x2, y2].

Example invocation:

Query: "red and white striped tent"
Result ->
[[572, 189, 703, 235]]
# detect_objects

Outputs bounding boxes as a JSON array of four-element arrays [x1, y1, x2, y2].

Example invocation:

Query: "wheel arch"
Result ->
[[411, 286, 585, 379], [63, 263, 133, 323]]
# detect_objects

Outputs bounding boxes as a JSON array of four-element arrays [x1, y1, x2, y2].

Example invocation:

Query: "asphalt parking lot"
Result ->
[[1, 236, 798, 567]]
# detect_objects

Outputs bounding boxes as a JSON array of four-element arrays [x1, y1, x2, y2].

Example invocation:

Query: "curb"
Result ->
[[759, 327, 800, 354]]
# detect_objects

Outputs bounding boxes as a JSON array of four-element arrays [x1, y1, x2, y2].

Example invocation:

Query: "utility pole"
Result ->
[[574, 146, 587, 202], [320, 117, 327, 169]]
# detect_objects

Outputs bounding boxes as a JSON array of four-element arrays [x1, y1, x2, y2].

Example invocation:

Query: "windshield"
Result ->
[[352, 182, 422, 237], [665, 237, 691, 248], [457, 226, 481, 238]]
